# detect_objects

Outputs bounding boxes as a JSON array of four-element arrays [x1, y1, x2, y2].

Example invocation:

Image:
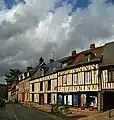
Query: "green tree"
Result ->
[[4, 69, 22, 85]]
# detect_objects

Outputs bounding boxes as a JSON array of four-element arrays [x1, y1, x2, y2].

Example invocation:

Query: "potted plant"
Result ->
[[81, 104, 85, 110], [89, 106, 93, 111]]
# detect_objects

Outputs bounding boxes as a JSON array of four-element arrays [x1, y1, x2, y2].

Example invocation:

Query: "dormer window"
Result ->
[[18, 75, 21, 81], [41, 69, 44, 76], [20, 75, 23, 80], [62, 63, 67, 68], [22, 73, 25, 79], [87, 55, 91, 62], [24, 72, 27, 78], [84, 52, 95, 62], [27, 72, 29, 77], [53, 68, 56, 71]]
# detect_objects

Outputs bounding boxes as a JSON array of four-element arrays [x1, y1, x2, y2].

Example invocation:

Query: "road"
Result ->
[[0, 104, 63, 120]]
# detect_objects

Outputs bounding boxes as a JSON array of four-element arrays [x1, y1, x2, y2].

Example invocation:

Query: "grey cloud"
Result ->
[[0, 0, 114, 83]]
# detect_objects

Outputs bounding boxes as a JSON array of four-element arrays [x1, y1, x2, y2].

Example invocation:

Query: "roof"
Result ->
[[30, 44, 105, 80], [58, 55, 75, 63], [9, 81, 17, 91], [72, 46, 104, 65], [30, 62, 46, 80], [57, 59, 101, 72], [44, 60, 61, 75], [57, 45, 104, 71], [100, 42, 114, 67]]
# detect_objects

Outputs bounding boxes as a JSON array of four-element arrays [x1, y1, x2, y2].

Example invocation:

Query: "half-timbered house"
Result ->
[[29, 57, 46, 104], [18, 67, 33, 103], [99, 42, 114, 111], [29, 42, 114, 112], [57, 43, 104, 111], [29, 58, 61, 105]]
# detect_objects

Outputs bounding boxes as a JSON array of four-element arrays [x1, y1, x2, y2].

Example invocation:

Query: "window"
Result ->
[[68, 95, 72, 105], [32, 83, 34, 92], [62, 75, 67, 86], [81, 94, 86, 107], [58, 94, 63, 105], [89, 96, 97, 108], [64, 95, 67, 105], [85, 71, 91, 84], [88, 55, 91, 62], [44, 81, 48, 91], [73, 94, 78, 106], [73, 73, 78, 85], [85, 55, 91, 62], [41, 69, 44, 76], [40, 81, 43, 91], [32, 93, 34, 102], [108, 70, 114, 82], [62, 63, 67, 68], [48, 80, 51, 90]]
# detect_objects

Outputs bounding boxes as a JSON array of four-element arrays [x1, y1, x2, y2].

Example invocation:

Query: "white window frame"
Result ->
[[41, 69, 44, 76], [63, 75, 67, 86], [85, 71, 91, 84], [73, 73, 78, 85], [108, 70, 114, 82], [68, 95, 72, 105]]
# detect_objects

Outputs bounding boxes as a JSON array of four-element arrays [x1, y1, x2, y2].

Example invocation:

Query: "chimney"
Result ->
[[39, 57, 44, 64], [71, 50, 76, 56], [90, 43, 95, 49], [50, 59, 54, 63], [27, 66, 32, 72]]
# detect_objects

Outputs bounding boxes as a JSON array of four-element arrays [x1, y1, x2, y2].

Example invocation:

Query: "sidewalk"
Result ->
[[69, 108, 97, 117], [27, 103, 52, 112], [25, 103, 97, 118]]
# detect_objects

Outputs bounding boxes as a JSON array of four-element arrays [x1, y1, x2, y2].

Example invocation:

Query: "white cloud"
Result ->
[[0, 0, 114, 82]]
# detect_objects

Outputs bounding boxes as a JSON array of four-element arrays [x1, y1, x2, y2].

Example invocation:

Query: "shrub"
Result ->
[[52, 105, 72, 115], [53, 105, 58, 113], [58, 106, 63, 113], [67, 110, 72, 114], [18, 100, 21, 104]]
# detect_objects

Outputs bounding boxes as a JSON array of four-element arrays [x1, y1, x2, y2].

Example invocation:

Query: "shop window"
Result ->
[[68, 95, 72, 105], [73, 94, 78, 106], [58, 94, 63, 105], [62, 75, 67, 86], [64, 95, 68, 105], [85, 71, 92, 84], [108, 70, 114, 82], [73, 73, 78, 85], [89, 96, 97, 108]]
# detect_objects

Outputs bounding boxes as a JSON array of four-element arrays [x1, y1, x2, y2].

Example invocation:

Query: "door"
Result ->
[[22, 93, 25, 102], [39, 94, 44, 105], [103, 92, 114, 111]]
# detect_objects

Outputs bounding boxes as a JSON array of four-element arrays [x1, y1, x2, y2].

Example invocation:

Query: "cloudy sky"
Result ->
[[0, 0, 114, 83]]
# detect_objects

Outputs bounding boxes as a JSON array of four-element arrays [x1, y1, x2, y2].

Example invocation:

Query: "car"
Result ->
[[3, 99, 8, 104]]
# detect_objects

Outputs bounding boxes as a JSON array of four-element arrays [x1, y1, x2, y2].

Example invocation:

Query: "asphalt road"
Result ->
[[0, 104, 63, 120]]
